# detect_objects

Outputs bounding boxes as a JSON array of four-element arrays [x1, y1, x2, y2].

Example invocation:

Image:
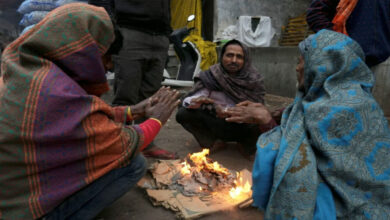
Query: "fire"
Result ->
[[184, 149, 230, 175], [181, 161, 191, 175], [179, 149, 252, 200], [208, 161, 230, 175], [229, 172, 252, 199]]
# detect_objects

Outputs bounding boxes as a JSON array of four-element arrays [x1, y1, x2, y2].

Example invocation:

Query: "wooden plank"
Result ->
[[288, 17, 306, 22], [288, 21, 306, 23], [280, 13, 311, 46], [284, 30, 308, 34], [285, 28, 309, 31], [282, 33, 308, 37], [285, 24, 307, 28], [284, 26, 309, 30]]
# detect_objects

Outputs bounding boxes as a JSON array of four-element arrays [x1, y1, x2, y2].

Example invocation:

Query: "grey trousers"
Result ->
[[112, 28, 169, 106]]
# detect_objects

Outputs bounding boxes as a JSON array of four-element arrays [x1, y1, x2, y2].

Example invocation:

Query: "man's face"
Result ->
[[296, 55, 305, 91], [222, 44, 244, 75]]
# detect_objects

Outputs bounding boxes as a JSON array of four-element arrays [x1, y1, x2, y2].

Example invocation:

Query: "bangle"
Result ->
[[150, 118, 162, 127], [127, 107, 132, 120]]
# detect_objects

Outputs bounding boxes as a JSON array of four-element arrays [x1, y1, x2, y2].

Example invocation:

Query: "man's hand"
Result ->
[[145, 88, 181, 124], [188, 96, 215, 109], [225, 101, 272, 125], [214, 104, 229, 118], [235, 100, 262, 107]]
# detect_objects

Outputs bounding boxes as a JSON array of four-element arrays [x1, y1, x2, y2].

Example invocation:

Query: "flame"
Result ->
[[179, 149, 252, 199], [208, 161, 230, 175], [188, 149, 209, 170], [186, 149, 230, 175], [181, 161, 191, 175], [229, 172, 252, 199]]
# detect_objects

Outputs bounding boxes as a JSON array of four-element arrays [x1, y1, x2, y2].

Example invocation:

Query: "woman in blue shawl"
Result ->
[[249, 30, 390, 219]]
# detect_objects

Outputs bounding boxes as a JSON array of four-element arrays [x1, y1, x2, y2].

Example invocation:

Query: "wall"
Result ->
[[0, 1, 23, 75], [246, 47, 390, 117], [249, 47, 300, 98], [0, 0, 23, 36], [214, 0, 310, 45], [372, 58, 390, 116]]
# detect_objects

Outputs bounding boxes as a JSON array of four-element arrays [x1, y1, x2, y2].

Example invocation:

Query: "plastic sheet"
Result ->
[[56, 0, 88, 7], [221, 25, 238, 40], [19, 11, 49, 27], [17, 0, 56, 14], [20, 24, 35, 35]]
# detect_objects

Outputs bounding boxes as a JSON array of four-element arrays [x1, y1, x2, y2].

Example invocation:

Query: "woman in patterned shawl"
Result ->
[[0, 3, 179, 219], [243, 30, 390, 219]]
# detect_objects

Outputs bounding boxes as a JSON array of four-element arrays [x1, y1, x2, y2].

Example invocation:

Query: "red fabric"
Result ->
[[139, 119, 162, 151], [332, 0, 358, 35]]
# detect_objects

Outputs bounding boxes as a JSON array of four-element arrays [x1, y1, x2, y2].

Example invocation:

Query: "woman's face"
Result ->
[[296, 55, 305, 91]]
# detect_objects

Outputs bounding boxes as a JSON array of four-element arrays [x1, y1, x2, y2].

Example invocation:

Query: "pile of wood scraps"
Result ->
[[279, 13, 314, 46]]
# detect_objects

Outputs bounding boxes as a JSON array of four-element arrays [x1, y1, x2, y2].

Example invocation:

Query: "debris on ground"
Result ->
[[138, 149, 253, 219]]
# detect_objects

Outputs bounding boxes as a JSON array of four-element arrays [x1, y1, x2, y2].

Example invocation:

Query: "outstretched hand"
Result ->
[[130, 87, 171, 119], [145, 88, 181, 124], [188, 96, 215, 109], [225, 101, 272, 125], [214, 104, 229, 118]]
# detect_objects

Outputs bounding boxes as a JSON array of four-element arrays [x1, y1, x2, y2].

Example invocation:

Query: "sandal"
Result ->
[[142, 146, 179, 160]]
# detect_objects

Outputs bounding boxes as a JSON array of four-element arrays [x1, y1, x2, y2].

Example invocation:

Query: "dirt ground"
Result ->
[[97, 88, 293, 220]]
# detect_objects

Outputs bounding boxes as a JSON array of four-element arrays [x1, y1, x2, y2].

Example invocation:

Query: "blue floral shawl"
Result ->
[[252, 30, 390, 219]]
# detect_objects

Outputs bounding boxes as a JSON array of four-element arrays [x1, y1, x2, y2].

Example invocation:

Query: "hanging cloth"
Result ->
[[170, 0, 202, 36], [236, 16, 275, 47], [332, 0, 359, 35]]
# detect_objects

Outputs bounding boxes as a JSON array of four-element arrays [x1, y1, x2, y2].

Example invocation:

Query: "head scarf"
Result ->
[[0, 3, 142, 219], [298, 34, 315, 56], [189, 39, 265, 104], [252, 30, 390, 219]]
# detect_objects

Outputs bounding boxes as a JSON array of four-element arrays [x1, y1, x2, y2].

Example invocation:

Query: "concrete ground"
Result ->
[[98, 88, 293, 220]]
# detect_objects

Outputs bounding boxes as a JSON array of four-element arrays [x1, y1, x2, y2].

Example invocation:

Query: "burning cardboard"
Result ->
[[138, 149, 253, 219]]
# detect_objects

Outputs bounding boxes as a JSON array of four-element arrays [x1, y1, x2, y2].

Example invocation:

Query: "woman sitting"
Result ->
[[226, 30, 390, 219], [0, 3, 179, 219]]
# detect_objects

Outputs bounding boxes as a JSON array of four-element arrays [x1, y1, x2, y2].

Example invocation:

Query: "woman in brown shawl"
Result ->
[[176, 39, 266, 158]]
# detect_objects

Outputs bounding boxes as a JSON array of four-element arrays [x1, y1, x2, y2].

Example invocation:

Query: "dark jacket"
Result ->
[[89, 0, 172, 36], [307, 0, 390, 67]]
